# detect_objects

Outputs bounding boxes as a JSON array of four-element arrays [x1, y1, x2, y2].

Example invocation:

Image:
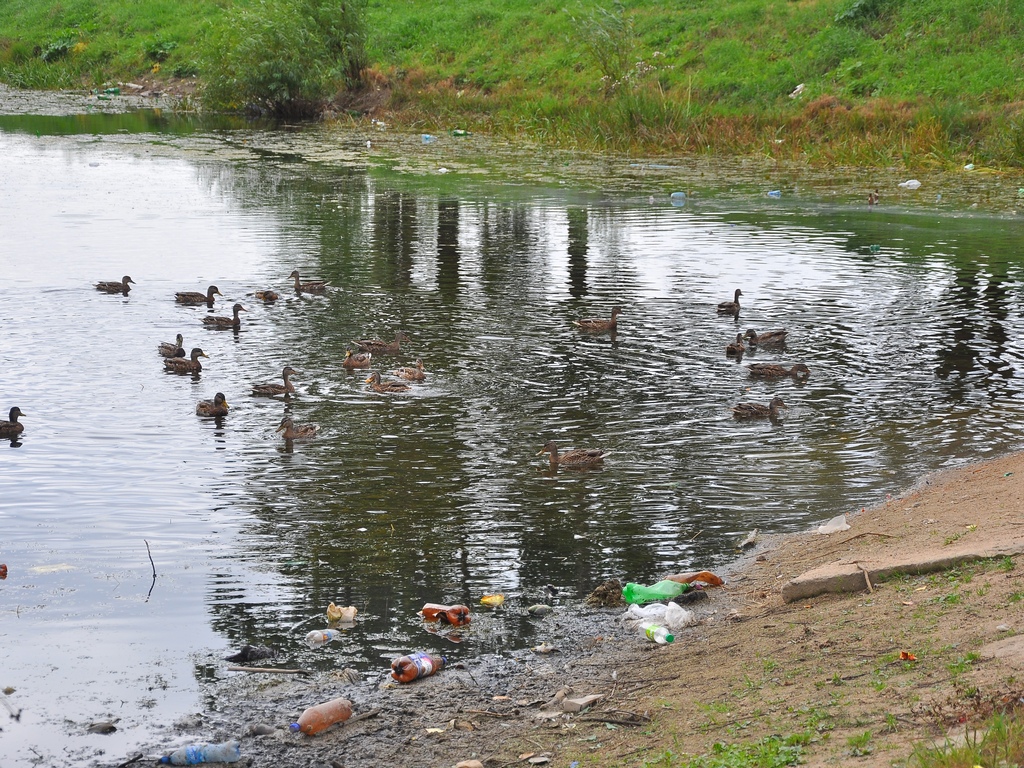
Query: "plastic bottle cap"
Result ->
[[664, 633, 675, 642], [289, 723, 301, 731]]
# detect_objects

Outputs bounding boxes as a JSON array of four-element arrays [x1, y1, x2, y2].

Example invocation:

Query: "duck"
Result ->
[[255, 289, 279, 302], [573, 306, 622, 332], [868, 189, 880, 206], [747, 363, 810, 379], [196, 392, 229, 417], [365, 371, 411, 393], [95, 276, 135, 294], [202, 303, 246, 330], [0, 407, 25, 437], [176, 285, 222, 306], [537, 441, 609, 469], [289, 270, 329, 294], [744, 328, 788, 347], [392, 359, 426, 381], [158, 333, 185, 358], [732, 396, 787, 420], [252, 366, 299, 397], [717, 288, 742, 315], [342, 350, 372, 370], [275, 415, 318, 440], [164, 347, 209, 374], [352, 331, 410, 355], [726, 333, 746, 357]]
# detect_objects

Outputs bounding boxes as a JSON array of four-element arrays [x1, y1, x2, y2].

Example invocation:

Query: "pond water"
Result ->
[[1, 107, 1024, 766]]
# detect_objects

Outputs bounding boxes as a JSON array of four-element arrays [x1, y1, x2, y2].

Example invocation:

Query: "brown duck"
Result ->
[[732, 396, 787, 420], [289, 270, 329, 294], [255, 289, 279, 302], [95, 276, 135, 294], [0, 407, 25, 437], [276, 415, 318, 440], [252, 366, 299, 397], [744, 328, 788, 347], [365, 371, 411, 393], [392, 359, 426, 382], [164, 347, 209, 374], [352, 331, 410, 355], [202, 303, 246, 330], [158, 334, 185, 358], [176, 285, 222, 306], [747, 363, 810, 380], [573, 306, 622, 333], [196, 392, 229, 417], [726, 333, 746, 357], [342, 350, 372, 370], [717, 288, 742, 315], [537, 441, 609, 469]]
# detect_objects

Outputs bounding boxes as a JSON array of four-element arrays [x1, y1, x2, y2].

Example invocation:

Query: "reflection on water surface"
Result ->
[[1, 119, 1024, 765]]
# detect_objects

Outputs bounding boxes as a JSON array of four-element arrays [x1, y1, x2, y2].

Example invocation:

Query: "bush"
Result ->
[[201, 0, 368, 117]]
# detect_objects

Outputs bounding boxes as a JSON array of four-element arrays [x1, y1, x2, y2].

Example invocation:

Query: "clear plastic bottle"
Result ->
[[304, 628, 342, 649], [289, 697, 353, 735], [391, 651, 447, 683], [419, 602, 471, 626], [640, 622, 675, 644], [160, 740, 241, 764]]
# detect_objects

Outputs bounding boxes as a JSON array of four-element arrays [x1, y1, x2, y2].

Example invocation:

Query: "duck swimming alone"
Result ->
[[573, 306, 622, 333], [717, 288, 742, 315], [747, 363, 810, 380], [275, 415, 318, 440], [365, 371, 411, 393], [164, 347, 209, 374], [289, 270, 329, 295], [726, 333, 746, 357], [95, 276, 135, 294], [342, 350, 372, 370], [252, 366, 299, 397], [732, 396, 787, 420], [202, 303, 246, 330], [744, 328, 788, 347], [176, 285, 222, 306], [0, 407, 25, 437], [158, 333, 185, 358], [537, 441, 609, 469], [196, 392, 229, 417], [392, 359, 426, 382], [352, 331, 410, 355]]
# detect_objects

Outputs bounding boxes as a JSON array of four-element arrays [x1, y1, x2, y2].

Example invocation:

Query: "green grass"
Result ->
[[2, 0, 1024, 161], [911, 713, 1024, 768]]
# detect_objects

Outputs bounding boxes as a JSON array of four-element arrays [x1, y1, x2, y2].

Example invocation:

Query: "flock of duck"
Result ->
[[0, 278, 810, 464]]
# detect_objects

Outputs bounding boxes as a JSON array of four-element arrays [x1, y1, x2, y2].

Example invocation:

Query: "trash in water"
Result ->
[[480, 593, 505, 608], [326, 603, 357, 623], [527, 604, 553, 616], [869, 244, 880, 254], [304, 629, 342, 649], [898, 179, 922, 190], [767, 190, 782, 198], [419, 603, 471, 625], [669, 191, 687, 206], [224, 645, 275, 663], [816, 514, 851, 534], [737, 529, 759, 549]]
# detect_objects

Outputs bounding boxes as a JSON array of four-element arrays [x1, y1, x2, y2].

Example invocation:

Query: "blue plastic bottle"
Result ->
[[159, 740, 241, 765]]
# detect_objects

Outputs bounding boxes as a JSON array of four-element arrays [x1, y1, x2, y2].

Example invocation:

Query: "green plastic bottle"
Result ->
[[622, 579, 691, 605]]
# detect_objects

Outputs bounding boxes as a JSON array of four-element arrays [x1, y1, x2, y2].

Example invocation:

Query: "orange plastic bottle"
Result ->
[[289, 697, 353, 735], [390, 652, 447, 683], [419, 603, 471, 626]]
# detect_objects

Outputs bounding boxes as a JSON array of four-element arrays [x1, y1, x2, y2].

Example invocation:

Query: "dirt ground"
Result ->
[[132, 452, 1024, 768]]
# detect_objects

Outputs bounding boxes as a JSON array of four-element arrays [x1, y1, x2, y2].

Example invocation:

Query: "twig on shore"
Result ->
[[227, 666, 309, 675], [346, 708, 381, 725], [857, 563, 874, 593], [115, 754, 143, 768], [464, 709, 507, 717]]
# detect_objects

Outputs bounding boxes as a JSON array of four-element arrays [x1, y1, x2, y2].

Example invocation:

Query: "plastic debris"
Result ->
[[767, 190, 782, 198], [421, 134, 436, 144], [326, 603, 357, 623], [898, 179, 922, 190], [816, 514, 851, 535], [480, 594, 505, 607], [789, 83, 805, 98], [964, 163, 975, 170]]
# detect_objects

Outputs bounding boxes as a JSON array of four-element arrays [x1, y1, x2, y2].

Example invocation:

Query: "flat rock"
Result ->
[[978, 635, 1024, 668]]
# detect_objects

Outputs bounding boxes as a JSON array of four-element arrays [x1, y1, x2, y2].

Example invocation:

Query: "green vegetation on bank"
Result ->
[[2, 0, 1024, 165]]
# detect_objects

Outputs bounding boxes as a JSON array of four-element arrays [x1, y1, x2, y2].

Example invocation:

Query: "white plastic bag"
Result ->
[[816, 514, 851, 535]]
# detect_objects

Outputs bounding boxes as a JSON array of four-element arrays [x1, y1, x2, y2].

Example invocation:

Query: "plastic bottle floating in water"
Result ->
[[304, 628, 342, 649], [419, 603, 471, 625]]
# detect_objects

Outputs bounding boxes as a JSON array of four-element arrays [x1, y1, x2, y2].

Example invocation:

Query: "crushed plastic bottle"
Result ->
[[160, 740, 241, 765], [622, 579, 691, 605], [420, 603, 471, 625], [451, 129, 470, 137], [669, 191, 687, 206], [421, 134, 436, 144], [391, 652, 447, 683], [640, 622, 674, 644], [290, 697, 353, 735], [304, 628, 342, 649], [767, 190, 782, 199]]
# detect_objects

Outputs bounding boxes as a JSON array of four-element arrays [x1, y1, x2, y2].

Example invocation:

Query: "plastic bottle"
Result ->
[[767, 190, 782, 199], [391, 651, 447, 683], [640, 622, 675, 644], [304, 628, 342, 649], [419, 602, 471, 626], [421, 133, 436, 144], [289, 697, 353, 735], [160, 740, 241, 764], [451, 129, 470, 137], [622, 579, 691, 605]]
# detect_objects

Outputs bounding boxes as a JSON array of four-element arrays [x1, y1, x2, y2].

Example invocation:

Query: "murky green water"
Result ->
[[2, 107, 1024, 766]]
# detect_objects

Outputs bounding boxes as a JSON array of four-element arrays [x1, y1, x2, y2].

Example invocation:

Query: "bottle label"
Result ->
[[408, 652, 435, 678], [644, 626, 660, 641]]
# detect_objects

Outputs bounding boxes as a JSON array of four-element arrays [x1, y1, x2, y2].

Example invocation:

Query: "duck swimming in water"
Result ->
[[365, 371, 411, 393], [196, 393, 229, 417], [717, 288, 742, 315], [0, 407, 25, 437], [573, 306, 622, 333], [164, 347, 209, 374], [252, 366, 299, 397], [537, 441, 609, 469], [158, 333, 185, 358], [732, 396, 787, 420], [95, 276, 135, 294], [176, 285, 222, 306], [275, 415, 318, 440], [202, 303, 246, 330]]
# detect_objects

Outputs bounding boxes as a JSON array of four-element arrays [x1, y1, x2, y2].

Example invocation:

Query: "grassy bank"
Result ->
[[2, 0, 1024, 163]]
